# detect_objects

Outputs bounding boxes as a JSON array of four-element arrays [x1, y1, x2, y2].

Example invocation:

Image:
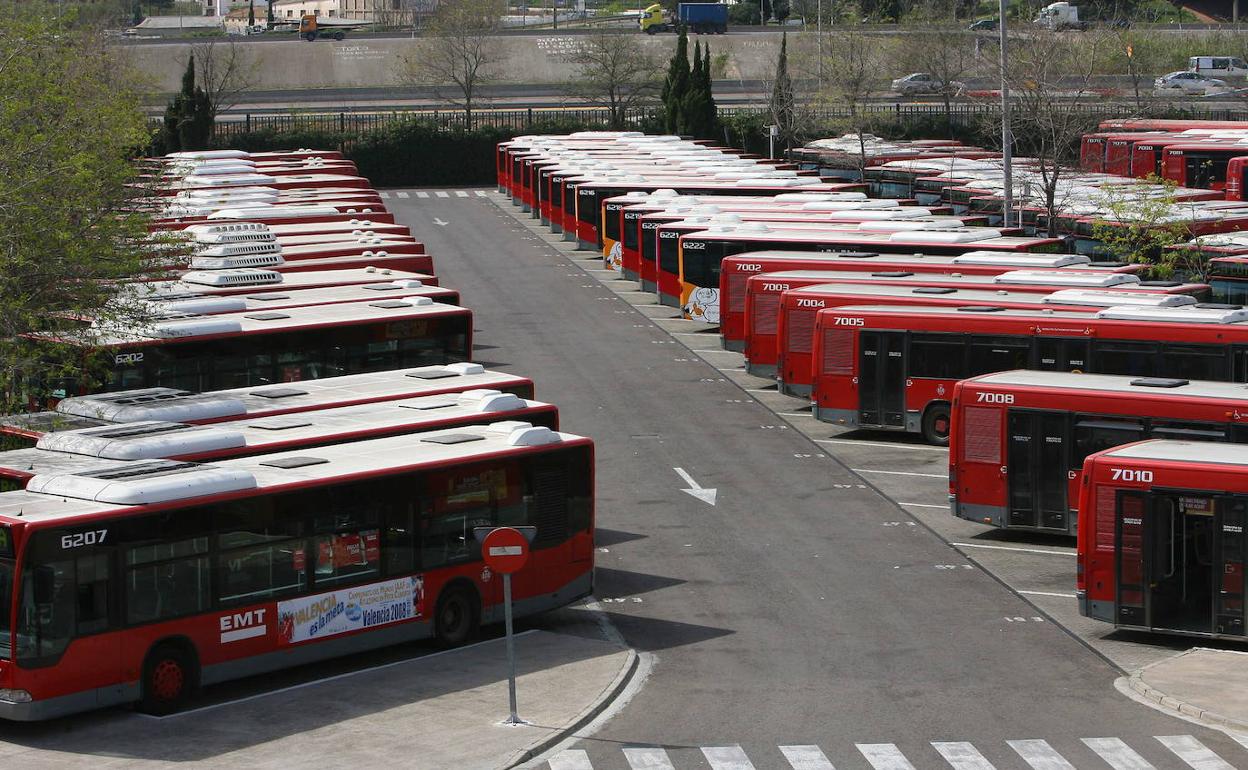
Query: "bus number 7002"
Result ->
[[62, 530, 108, 549]]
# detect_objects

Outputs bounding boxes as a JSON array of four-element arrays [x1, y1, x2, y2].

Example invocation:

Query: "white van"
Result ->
[[1189, 56, 1248, 78]]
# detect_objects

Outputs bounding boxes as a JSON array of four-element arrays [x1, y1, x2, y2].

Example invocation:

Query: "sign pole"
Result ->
[[503, 571, 519, 724]]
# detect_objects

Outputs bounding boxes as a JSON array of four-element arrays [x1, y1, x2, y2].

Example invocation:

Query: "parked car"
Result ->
[[968, 18, 998, 30], [891, 72, 964, 96], [1154, 71, 1228, 93]]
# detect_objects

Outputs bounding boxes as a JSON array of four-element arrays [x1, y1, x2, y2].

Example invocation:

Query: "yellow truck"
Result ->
[[640, 3, 728, 34]]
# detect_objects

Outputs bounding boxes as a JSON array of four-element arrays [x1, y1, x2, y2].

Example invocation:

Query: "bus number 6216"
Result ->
[[62, 530, 108, 549]]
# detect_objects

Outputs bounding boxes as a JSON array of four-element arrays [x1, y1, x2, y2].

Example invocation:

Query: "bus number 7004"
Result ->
[[62, 530, 108, 549]]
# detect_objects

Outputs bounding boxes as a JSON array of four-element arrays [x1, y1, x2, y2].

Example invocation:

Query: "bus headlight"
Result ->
[[0, 689, 32, 703]]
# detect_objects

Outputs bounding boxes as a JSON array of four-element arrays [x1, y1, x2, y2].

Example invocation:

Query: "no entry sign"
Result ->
[[482, 527, 530, 574]]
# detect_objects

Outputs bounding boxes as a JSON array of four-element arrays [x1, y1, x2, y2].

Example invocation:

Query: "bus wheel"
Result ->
[[434, 584, 479, 648], [922, 404, 952, 446], [139, 644, 196, 715]]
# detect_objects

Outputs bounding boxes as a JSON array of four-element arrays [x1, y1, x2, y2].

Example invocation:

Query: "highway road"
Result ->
[[388, 188, 1248, 769]]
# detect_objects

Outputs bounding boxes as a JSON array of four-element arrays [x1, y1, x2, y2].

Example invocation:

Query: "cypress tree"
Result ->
[[700, 42, 717, 138], [661, 27, 690, 134], [162, 56, 214, 153], [680, 40, 704, 136], [769, 32, 794, 150]]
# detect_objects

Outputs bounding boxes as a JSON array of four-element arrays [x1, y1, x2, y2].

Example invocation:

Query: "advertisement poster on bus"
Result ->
[[277, 575, 425, 645]]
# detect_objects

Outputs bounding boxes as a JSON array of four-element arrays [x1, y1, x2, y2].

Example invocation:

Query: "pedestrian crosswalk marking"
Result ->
[[1008, 739, 1075, 770], [1156, 735, 1236, 769], [549, 749, 594, 770], [475, 190, 489, 197], [397, 191, 410, 199], [455, 190, 470, 198], [856, 743, 917, 770], [622, 747, 674, 770], [778, 745, 834, 769], [435, 191, 450, 198], [1083, 738, 1155, 770], [378, 191, 390, 199], [701, 745, 754, 770], [933, 741, 995, 769], [416, 191, 430, 199]]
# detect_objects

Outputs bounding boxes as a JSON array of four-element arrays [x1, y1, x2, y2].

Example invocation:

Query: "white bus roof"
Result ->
[[726, 250, 1137, 271], [752, 269, 1143, 289], [137, 267, 434, 296], [1096, 440, 1248, 467], [136, 281, 451, 316], [683, 225, 1052, 247], [796, 284, 1187, 308], [0, 422, 589, 521]]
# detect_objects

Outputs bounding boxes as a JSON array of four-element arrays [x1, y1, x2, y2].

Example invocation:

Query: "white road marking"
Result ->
[[475, 190, 489, 197], [435, 190, 450, 198], [777, 412, 814, 418], [1017, 590, 1077, 599], [378, 191, 390, 199], [1155, 736, 1235, 769], [673, 466, 717, 506], [857, 743, 917, 770], [702, 745, 756, 769], [548, 749, 594, 770], [932, 741, 996, 769], [1008, 739, 1075, 769], [899, 502, 948, 509], [1231, 733, 1248, 753], [851, 468, 946, 479], [815, 438, 949, 453], [623, 747, 675, 770], [416, 191, 430, 198], [779, 744, 835, 769], [397, 191, 410, 199], [456, 190, 470, 197], [952, 543, 1075, 557], [1082, 738, 1156, 770], [433, 218, 450, 227]]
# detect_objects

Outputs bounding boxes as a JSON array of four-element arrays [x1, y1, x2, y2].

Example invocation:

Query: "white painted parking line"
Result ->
[[779, 744, 835, 769], [899, 502, 948, 509], [857, 744, 917, 770], [851, 468, 946, 479], [456, 190, 470, 198], [745, 388, 778, 393], [815, 438, 948, 453], [1008, 739, 1075, 769], [1018, 590, 1077, 599], [932, 741, 996, 769], [777, 412, 814, 418], [435, 191, 450, 198], [623, 747, 675, 770], [1155, 736, 1235, 769], [1082, 738, 1156, 770], [397, 191, 410, 199], [702, 745, 756, 769], [416, 191, 430, 198], [548, 749, 594, 770], [952, 543, 1075, 557]]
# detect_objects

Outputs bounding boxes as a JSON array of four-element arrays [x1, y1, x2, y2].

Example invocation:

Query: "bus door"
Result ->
[[857, 331, 905, 429], [1216, 496, 1247, 637], [1115, 491, 1148, 627], [1147, 493, 1216, 634], [1006, 410, 1070, 531], [1034, 337, 1089, 373]]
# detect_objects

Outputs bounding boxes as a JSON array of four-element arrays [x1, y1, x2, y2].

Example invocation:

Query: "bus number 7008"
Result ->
[[975, 392, 1014, 404], [62, 530, 108, 549]]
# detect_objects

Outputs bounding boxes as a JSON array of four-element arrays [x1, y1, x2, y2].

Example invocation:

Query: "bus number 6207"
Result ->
[[62, 530, 108, 549]]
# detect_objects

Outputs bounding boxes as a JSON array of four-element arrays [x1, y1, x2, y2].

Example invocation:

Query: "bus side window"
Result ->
[[1072, 417, 1145, 468], [421, 466, 495, 569], [907, 333, 966, 379], [1162, 344, 1228, 381], [967, 336, 1030, 377], [1150, 420, 1228, 443], [1091, 341, 1158, 376], [1232, 347, 1248, 382]]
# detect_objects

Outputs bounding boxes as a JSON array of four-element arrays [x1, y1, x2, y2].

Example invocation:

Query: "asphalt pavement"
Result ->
[[389, 188, 1248, 769]]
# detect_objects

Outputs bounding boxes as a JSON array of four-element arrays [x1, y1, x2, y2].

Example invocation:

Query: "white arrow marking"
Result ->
[[673, 467, 717, 506], [432, 217, 449, 227]]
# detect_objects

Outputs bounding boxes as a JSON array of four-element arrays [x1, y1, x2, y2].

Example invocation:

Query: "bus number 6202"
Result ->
[[62, 530, 108, 549]]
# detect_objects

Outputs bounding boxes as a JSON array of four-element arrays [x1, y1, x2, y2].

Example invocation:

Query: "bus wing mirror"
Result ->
[[32, 565, 55, 605]]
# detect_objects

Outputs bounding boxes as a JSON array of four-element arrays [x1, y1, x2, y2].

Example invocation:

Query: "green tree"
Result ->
[[397, 0, 505, 130], [661, 26, 691, 133], [0, 7, 160, 406], [569, 30, 662, 130], [1089, 178, 1195, 277], [162, 55, 214, 152], [769, 32, 798, 151]]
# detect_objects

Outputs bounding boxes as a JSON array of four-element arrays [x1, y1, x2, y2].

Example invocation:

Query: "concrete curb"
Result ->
[[502, 648, 641, 769], [1124, 648, 1248, 732]]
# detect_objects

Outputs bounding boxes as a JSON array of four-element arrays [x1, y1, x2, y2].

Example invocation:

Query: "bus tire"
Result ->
[[138, 643, 198, 716], [922, 403, 952, 446], [434, 582, 479, 648]]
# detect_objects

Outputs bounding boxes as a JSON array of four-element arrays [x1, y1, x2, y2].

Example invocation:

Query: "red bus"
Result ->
[[138, 267, 440, 298], [175, 220, 414, 248], [774, 286, 1191, 398], [951, 370, 1248, 535], [811, 303, 1248, 444], [1077, 439, 1248, 639], [718, 251, 1147, 351], [184, 238, 427, 269], [134, 282, 460, 316], [151, 190, 384, 219], [158, 172, 373, 194], [669, 223, 1066, 319], [154, 205, 396, 230], [0, 421, 594, 719], [34, 299, 472, 397], [0, 389, 559, 490], [4, 364, 536, 446], [178, 248, 435, 277], [155, 149, 345, 165], [1159, 143, 1248, 191], [741, 271, 1204, 373]]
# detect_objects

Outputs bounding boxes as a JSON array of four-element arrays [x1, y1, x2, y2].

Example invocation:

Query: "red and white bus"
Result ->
[[0, 421, 594, 719], [4, 364, 536, 446], [951, 370, 1248, 535], [173, 220, 414, 249], [33, 299, 472, 397], [138, 267, 439, 299], [669, 223, 1066, 319], [0, 389, 559, 490], [131, 281, 460, 316], [810, 303, 1248, 444], [741, 271, 1204, 374], [170, 248, 436, 278], [153, 205, 396, 230], [1077, 439, 1247, 639], [772, 286, 1191, 398], [717, 250, 1147, 351]]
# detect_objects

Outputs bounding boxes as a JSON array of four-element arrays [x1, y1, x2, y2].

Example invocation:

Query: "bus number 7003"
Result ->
[[62, 530, 108, 549]]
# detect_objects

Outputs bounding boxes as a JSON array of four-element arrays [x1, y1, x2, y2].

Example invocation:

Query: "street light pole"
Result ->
[[997, 0, 1014, 229]]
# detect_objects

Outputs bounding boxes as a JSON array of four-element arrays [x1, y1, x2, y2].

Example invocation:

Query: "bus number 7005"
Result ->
[[62, 530, 108, 549]]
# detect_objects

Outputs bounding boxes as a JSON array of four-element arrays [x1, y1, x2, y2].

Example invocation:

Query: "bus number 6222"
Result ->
[[62, 530, 108, 549]]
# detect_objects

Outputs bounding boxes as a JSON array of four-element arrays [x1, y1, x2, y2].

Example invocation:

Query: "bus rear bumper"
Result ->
[[779, 382, 811, 399], [1081, 593, 1114, 623], [0, 681, 137, 722], [722, 339, 745, 353], [812, 406, 857, 426], [954, 502, 1007, 529]]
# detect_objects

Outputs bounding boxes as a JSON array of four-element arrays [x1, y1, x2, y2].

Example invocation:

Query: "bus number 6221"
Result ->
[[62, 530, 108, 549]]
